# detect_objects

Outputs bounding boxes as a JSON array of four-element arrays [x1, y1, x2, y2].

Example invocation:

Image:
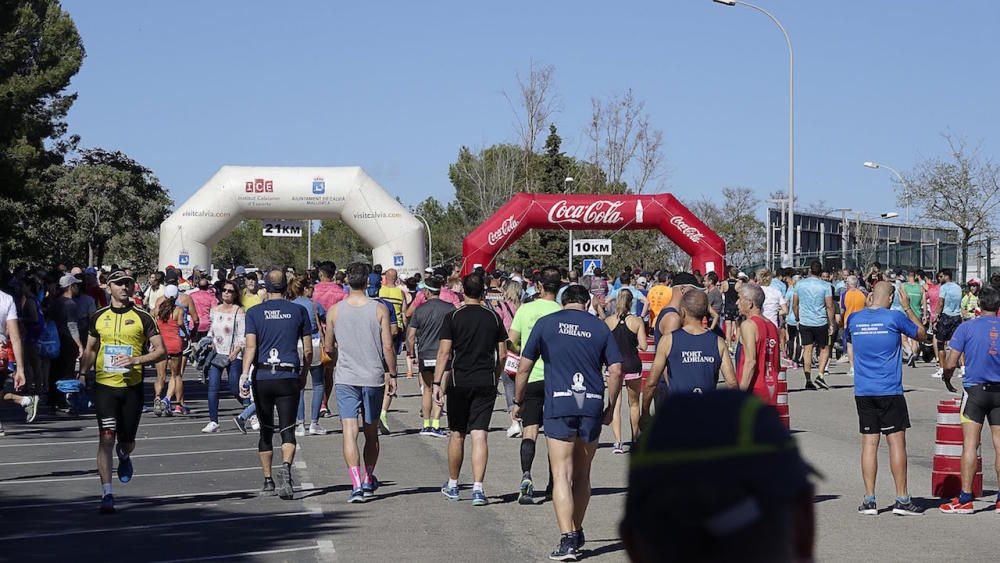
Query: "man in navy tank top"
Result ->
[[643, 290, 737, 423], [516, 285, 623, 561]]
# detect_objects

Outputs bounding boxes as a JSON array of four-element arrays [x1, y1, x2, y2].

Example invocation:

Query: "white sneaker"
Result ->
[[847, 368, 855, 377], [295, 422, 306, 437], [250, 415, 260, 431], [309, 422, 328, 435], [506, 422, 522, 438], [932, 368, 944, 379], [201, 421, 221, 433], [958, 366, 965, 378]]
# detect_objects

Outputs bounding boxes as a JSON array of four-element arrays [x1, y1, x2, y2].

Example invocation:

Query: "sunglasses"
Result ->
[[222, 288, 237, 294]]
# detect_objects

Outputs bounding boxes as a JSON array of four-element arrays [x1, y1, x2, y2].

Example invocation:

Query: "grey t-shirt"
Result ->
[[333, 299, 386, 387], [708, 288, 724, 316], [409, 298, 455, 366]]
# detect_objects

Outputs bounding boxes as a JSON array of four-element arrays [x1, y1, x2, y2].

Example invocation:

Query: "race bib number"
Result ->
[[421, 359, 437, 370], [504, 352, 520, 376], [103, 344, 133, 374]]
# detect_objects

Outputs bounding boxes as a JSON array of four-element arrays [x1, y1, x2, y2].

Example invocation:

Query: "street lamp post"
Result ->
[[565, 177, 575, 271], [714, 0, 794, 267], [864, 161, 910, 223], [413, 214, 433, 268]]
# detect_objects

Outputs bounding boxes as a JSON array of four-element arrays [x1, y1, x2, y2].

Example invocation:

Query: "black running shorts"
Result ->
[[936, 314, 962, 343], [856, 395, 910, 435], [94, 383, 144, 442], [520, 380, 546, 428], [961, 383, 1000, 426], [799, 324, 830, 348], [446, 385, 497, 433]]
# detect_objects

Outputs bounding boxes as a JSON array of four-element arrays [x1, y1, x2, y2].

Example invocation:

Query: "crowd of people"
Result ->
[[2, 255, 1000, 560]]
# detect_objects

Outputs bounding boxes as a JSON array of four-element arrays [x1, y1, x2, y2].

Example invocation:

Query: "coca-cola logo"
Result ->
[[547, 200, 625, 225], [488, 215, 520, 246], [670, 215, 705, 243]]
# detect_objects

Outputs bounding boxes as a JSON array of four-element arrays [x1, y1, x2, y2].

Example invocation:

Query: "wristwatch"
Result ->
[[513, 399, 523, 407]]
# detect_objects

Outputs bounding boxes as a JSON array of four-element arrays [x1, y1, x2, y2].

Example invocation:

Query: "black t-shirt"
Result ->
[[440, 303, 507, 388]]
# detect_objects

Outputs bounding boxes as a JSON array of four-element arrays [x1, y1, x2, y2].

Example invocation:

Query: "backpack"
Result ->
[[38, 319, 61, 359], [367, 272, 382, 297]]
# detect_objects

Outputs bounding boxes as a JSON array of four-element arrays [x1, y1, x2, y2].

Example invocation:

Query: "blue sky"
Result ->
[[62, 0, 999, 219]]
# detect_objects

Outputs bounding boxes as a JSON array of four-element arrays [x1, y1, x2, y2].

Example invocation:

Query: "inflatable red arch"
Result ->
[[461, 193, 726, 275]]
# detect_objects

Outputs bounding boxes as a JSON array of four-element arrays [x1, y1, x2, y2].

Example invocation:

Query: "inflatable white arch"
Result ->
[[158, 166, 426, 277]]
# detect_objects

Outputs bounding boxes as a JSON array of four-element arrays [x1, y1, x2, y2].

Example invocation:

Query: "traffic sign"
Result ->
[[583, 259, 602, 275], [262, 220, 303, 238], [572, 238, 612, 256]]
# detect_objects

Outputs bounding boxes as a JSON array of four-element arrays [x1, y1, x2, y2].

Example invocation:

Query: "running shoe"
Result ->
[[814, 376, 830, 390], [233, 416, 248, 435], [892, 499, 924, 516], [276, 465, 294, 500], [939, 497, 974, 514], [519, 477, 535, 505], [0, 420, 5, 437], [348, 488, 366, 503], [804, 380, 817, 391], [441, 482, 460, 501], [612, 443, 625, 454], [201, 421, 220, 433], [162, 397, 173, 417], [471, 490, 488, 506], [823, 369, 831, 377], [153, 396, 163, 417], [178, 404, 191, 415], [99, 494, 115, 514], [858, 499, 877, 516], [507, 422, 522, 438], [260, 478, 276, 497], [318, 407, 331, 418], [958, 366, 965, 378], [549, 535, 580, 561], [116, 444, 133, 484], [250, 415, 260, 431], [419, 426, 433, 436], [24, 396, 38, 423], [378, 416, 390, 436], [363, 475, 380, 498], [308, 422, 328, 436], [932, 368, 944, 379], [576, 528, 585, 550], [295, 422, 306, 437], [431, 428, 448, 438]]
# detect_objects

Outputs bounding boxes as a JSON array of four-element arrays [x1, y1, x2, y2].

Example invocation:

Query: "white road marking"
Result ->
[[151, 545, 321, 563], [317, 539, 336, 557], [0, 466, 261, 485], [0, 511, 316, 541], [0, 447, 255, 466]]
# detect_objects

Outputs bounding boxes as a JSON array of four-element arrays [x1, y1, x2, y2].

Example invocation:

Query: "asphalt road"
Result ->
[[1, 356, 998, 562]]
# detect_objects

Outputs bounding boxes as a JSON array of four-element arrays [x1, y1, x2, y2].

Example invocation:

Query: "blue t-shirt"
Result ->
[[521, 309, 623, 419], [833, 279, 846, 298], [292, 296, 325, 335], [795, 277, 832, 327], [940, 282, 963, 317], [785, 287, 798, 326], [771, 278, 787, 295], [245, 299, 311, 379], [847, 308, 919, 396], [948, 317, 1000, 386], [609, 286, 644, 316]]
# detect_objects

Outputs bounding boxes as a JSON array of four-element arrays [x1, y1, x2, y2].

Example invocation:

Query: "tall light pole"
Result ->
[[864, 161, 910, 223], [714, 0, 794, 267], [565, 177, 575, 271], [414, 214, 433, 268]]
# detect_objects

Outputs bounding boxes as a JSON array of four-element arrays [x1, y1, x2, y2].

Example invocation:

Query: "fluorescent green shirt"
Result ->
[[510, 298, 561, 383]]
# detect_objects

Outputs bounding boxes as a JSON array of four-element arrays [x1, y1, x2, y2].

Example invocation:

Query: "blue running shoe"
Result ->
[[162, 397, 173, 417], [472, 490, 488, 506], [99, 494, 115, 514], [441, 482, 460, 501], [362, 475, 380, 498], [116, 444, 133, 484], [348, 488, 366, 503]]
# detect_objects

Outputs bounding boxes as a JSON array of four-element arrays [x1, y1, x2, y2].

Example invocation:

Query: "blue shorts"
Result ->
[[335, 384, 384, 425], [544, 415, 602, 443]]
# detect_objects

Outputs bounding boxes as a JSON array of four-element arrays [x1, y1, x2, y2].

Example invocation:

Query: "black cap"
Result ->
[[420, 275, 442, 292], [670, 271, 704, 288], [107, 270, 134, 285]]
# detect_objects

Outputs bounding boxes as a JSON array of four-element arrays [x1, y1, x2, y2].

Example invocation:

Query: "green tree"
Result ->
[[0, 0, 85, 262]]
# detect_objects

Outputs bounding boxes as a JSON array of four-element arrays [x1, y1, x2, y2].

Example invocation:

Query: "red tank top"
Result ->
[[737, 316, 780, 405]]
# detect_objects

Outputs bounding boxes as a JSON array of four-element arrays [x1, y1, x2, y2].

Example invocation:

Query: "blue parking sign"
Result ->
[[393, 254, 404, 267], [178, 252, 190, 266]]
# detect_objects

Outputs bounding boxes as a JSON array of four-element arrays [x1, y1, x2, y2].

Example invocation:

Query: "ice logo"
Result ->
[[571, 372, 587, 409]]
